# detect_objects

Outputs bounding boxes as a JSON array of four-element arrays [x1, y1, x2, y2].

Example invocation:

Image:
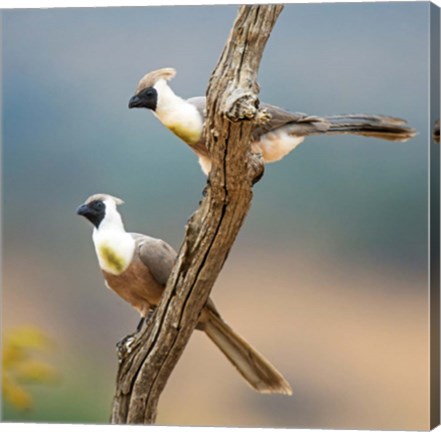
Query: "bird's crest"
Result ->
[[136, 68, 177, 93], [84, 193, 124, 206]]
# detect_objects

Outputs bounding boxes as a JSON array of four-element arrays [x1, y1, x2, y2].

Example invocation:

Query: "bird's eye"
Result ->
[[143, 88, 155, 97], [93, 201, 104, 211]]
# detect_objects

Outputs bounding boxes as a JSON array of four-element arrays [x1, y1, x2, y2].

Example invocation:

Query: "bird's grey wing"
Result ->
[[187, 96, 207, 119], [132, 234, 177, 287], [184, 96, 211, 158], [253, 103, 324, 140]]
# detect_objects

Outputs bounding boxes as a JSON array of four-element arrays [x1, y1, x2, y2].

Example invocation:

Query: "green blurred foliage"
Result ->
[[3, 327, 59, 411]]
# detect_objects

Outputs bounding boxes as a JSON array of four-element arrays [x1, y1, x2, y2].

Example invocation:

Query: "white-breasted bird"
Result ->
[[128, 68, 416, 175], [77, 193, 292, 395]]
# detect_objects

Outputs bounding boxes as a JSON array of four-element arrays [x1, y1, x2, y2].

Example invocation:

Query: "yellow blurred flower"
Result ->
[[2, 326, 59, 411]]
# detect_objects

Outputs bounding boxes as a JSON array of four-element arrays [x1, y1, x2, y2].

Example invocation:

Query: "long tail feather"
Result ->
[[322, 114, 416, 142], [203, 309, 292, 395]]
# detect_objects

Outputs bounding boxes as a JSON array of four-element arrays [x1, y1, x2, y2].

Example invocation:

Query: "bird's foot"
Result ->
[[145, 306, 157, 323], [115, 309, 158, 361], [202, 179, 211, 198], [225, 90, 258, 122], [255, 108, 272, 125], [116, 333, 137, 360]]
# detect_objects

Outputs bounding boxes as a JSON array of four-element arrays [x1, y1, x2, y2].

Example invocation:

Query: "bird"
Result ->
[[128, 67, 417, 175], [77, 193, 292, 395], [433, 120, 440, 143]]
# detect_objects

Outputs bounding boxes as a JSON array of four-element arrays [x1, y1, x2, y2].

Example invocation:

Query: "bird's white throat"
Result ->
[[153, 80, 203, 145], [92, 203, 135, 275], [93, 228, 135, 275]]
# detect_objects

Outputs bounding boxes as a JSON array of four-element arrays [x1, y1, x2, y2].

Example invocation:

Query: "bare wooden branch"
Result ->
[[111, 4, 284, 424]]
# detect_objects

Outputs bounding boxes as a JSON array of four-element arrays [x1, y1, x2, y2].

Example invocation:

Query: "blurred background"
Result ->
[[1, 2, 432, 429]]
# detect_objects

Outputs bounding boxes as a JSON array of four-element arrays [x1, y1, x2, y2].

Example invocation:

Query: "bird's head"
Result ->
[[76, 194, 124, 229], [128, 67, 177, 112]]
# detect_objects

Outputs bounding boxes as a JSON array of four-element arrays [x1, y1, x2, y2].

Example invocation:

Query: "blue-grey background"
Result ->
[[2, 2, 432, 428]]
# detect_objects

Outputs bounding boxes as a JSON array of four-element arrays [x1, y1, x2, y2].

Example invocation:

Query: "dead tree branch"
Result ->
[[111, 4, 284, 424]]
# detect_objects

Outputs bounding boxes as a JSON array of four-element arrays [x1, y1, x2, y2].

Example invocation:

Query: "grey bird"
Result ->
[[128, 68, 417, 175], [77, 193, 292, 395]]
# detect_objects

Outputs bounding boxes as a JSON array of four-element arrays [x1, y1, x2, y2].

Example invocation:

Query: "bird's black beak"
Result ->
[[128, 94, 142, 109], [76, 203, 91, 217]]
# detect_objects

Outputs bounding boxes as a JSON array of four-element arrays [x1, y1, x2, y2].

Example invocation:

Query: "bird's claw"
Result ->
[[225, 91, 258, 122], [116, 334, 136, 360], [255, 108, 272, 125], [145, 306, 157, 322], [200, 179, 211, 202]]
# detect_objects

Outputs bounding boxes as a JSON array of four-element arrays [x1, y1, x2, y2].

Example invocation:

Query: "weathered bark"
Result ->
[[111, 4, 284, 424]]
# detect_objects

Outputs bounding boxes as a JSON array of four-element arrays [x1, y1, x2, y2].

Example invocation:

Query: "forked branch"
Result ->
[[111, 4, 284, 424]]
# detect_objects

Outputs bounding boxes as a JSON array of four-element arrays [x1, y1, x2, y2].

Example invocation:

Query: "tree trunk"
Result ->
[[110, 4, 284, 424]]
